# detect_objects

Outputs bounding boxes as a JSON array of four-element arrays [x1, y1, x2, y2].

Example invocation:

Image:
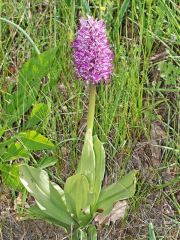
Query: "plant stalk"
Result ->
[[86, 84, 96, 132]]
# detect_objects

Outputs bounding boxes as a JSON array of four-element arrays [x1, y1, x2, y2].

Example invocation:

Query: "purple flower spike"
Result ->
[[72, 16, 113, 84]]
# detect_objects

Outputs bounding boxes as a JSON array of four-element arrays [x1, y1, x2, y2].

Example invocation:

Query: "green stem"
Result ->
[[86, 84, 96, 132], [0, 17, 40, 55]]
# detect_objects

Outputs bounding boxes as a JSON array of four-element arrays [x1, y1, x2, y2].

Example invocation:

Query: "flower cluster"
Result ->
[[72, 17, 113, 84]]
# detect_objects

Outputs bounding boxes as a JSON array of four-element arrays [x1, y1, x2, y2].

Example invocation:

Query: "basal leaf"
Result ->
[[77, 129, 95, 191], [27, 205, 69, 229], [20, 165, 74, 228], [72, 229, 87, 240], [92, 135, 105, 206], [96, 170, 137, 215], [87, 225, 97, 240], [18, 130, 54, 151], [64, 174, 91, 219]]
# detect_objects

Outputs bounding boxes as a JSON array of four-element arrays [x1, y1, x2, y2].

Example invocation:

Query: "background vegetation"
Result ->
[[0, 0, 179, 239]]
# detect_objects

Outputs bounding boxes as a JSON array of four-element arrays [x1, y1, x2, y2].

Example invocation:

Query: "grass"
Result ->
[[0, 0, 179, 239]]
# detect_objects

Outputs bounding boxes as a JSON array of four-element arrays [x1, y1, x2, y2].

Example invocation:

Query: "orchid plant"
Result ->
[[19, 17, 137, 240]]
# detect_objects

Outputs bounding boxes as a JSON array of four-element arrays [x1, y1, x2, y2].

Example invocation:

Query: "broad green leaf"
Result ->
[[0, 138, 15, 158], [2, 142, 29, 161], [96, 170, 137, 215], [72, 229, 87, 240], [77, 129, 95, 191], [20, 165, 74, 228], [92, 135, 105, 205], [27, 205, 69, 229], [64, 174, 90, 219], [18, 130, 54, 150], [3, 48, 58, 126], [26, 103, 50, 129], [0, 163, 22, 190], [36, 156, 58, 169]]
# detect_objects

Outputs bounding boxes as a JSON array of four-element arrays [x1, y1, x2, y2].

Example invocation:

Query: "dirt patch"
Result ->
[[0, 191, 66, 240], [0, 190, 179, 240], [0, 217, 66, 240]]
